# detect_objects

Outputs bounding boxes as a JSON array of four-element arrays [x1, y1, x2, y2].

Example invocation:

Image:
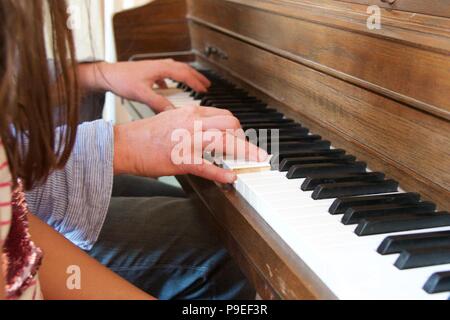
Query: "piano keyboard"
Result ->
[[153, 72, 450, 300]]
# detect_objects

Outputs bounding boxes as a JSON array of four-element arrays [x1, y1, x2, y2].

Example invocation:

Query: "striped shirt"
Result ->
[[26, 120, 114, 250]]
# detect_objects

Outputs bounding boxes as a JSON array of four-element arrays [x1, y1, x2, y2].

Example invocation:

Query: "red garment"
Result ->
[[3, 186, 43, 299]]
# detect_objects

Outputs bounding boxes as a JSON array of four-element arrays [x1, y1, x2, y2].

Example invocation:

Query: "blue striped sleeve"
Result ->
[[26, 120, 114, 250]]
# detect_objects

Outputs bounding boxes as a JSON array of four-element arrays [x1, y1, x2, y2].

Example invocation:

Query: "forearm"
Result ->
[[28, 214, 154, 300]]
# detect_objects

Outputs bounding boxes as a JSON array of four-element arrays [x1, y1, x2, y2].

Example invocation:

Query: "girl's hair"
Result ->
[[0, 0, 79, 190]]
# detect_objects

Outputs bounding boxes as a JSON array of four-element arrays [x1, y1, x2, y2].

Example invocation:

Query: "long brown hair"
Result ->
[[0, 0, 79, 190]]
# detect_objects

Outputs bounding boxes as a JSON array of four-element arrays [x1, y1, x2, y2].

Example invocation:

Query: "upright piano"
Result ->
[[114, 0, 450, 300]]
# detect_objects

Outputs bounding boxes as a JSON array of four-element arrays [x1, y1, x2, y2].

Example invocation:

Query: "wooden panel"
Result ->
[[114, 0, 192, 61], [177, 175, 337, 300], [216, 0, 450, 45], [188, 0, 450, 121], [190, 22, 450, 211], [336, 0, 450, 18]]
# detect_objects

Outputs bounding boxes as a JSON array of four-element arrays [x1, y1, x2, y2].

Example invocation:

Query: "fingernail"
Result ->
[[225, 172, 237, 183]]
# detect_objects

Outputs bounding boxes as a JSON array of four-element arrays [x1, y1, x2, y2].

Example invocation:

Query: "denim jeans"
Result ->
[[87, 175, 255, 300]]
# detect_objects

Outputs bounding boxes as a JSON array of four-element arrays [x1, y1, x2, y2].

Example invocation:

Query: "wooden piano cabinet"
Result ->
[[334, 0, 450, 18], [188, 0, 450, 120], [177, 175, 337, 300], [188, 0, 450, 211], [113, 0, 195, 62]]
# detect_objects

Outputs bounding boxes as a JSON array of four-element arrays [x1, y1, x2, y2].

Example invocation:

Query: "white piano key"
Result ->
[[222, 159, 272, 171], [234, 163, 449, 300]]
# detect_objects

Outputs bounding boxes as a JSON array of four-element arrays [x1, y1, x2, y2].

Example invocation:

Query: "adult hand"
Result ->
[[113, 106, 268, 184]]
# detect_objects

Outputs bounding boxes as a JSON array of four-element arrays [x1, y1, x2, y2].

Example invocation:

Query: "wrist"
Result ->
[[113, 124, 132, 175]]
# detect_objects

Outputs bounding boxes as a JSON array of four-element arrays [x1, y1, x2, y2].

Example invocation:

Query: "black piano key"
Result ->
[[204, 98, 261, 106], [242, 122, 303, 133], [192, 92, 205, 99], [276, 135, 322, 144], [232, 109, 284, 122], [195, 88, 244, 94], [266, 140, 331, 153], [236, 114, 285, 123], [195, 92, 246, 100], [355, 212, 450, 236], [251, 128, 310, 141], [207, 81, 237, 86], [210, 101, 254, 108], [216, 103, 268, 110], [274, 128, 310, 137], [217, 106, 270, 113], [203, 94, 254, 98], [191, 90, 205, 98], [279, 155, 356, 172], [329, 192, 421, 215], [203, 96, 258, 102], [424, 271, 450, 294], [287, 162, 367, 179], [395, 246, 450, 270], [252, 136, 315, 147], [232, 109, 279, 116], [204, 84, 228, 89], [206, 98, 266, 107], [313, 179, 399, 200], [377, 230, 450, 255], [227, 107, 273, 113], [209, 84, 230, 89], [206, 99, 263, 107], [302, 172, 385, 191], [271, 149, 346, 169], [208, 78, 225, 82], [342, 201, 437, 225], [193, 90, 245, 98], [270, 134, 315, 143], [201, 85, 237, 90], [243, 123, 303, 131], [241, 119, 295, 126]]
